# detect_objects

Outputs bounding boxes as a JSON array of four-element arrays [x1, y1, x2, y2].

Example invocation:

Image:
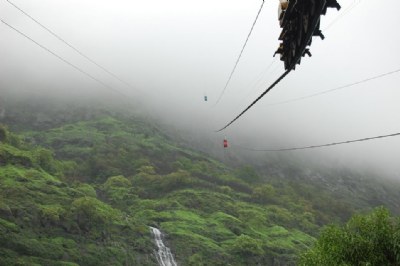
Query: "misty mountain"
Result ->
[[1, 0, 400, 264], [1, 98, 400, 265]]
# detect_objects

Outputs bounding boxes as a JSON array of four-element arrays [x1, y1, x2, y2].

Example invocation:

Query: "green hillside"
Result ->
[[1, 104, 400, 265]]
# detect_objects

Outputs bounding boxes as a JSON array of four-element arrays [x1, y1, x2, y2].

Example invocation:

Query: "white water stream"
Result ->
[[150, 226, 178, 266]]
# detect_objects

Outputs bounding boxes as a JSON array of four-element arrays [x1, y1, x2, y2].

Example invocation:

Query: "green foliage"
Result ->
[[70, 196, 120, 233], [252, 184, 276, 204], [74, 183, 97, 197], [2, 109, 400, 266], [0, 116, 327, 265], [0, 135, 156, 265], [102, 175, 137, 207], [235, 165, 261, 183], [0, 124, 9, 143], [39, 204, 65, 225], [0, 217, 18, 232], [229, 234, 263, 256], [300, 207, 400, 265], [0, 144, 34, 168], [104, 175, 131, 188], [34, 148, 56, 173]]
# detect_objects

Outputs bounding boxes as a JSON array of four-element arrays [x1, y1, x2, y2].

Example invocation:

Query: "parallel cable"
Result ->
[[267, 68, 400, 106], [233, 132, 400, 152], [1, 19, 125, 97], [5, 0, 140, 93], [214, 0, 265, 106], [243, 57, 278, 97], [215, 0, 330, 131], [238, 58, 280, 106], [216, 69, 291, 132], [323, 0, 361, 31]]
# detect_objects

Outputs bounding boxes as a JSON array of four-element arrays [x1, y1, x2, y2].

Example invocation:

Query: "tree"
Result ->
[[35, 148, 56, 173], [0, 124, 8, 143], [230, 234, 263, 257], [235, 166, 260, 183], [103, 175, 136, 206], [252, 184, 276, 204], [70, 197, 120, 234], [299, 207, 400, 265]]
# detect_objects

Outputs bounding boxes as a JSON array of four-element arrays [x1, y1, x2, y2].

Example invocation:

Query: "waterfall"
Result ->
[[150, 226, 178, 266]]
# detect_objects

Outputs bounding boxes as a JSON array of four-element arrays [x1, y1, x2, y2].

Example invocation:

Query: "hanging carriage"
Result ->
[[223, 138, 228, 148]]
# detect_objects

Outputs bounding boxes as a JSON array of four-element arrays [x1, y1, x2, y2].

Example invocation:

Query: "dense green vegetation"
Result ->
[[1, 102, 400, 265], [300, 207, 400, 265], [0, 124, 155, 265]]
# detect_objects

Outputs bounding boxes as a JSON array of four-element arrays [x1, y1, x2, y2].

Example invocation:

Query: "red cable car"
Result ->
[[223, 138, 228, 148]]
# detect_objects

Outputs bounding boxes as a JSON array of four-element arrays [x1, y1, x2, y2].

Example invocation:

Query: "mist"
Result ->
[[1, 0, 400, 178]]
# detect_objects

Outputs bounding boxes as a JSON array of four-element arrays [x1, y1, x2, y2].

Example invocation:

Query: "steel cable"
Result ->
[[266, 68, 400, 107], [5, 0, 141, 94], [216, 1, 326, 131], [1, 19, 126, 97], [213, 0, 265, 106], [232, 132, 400, 152]]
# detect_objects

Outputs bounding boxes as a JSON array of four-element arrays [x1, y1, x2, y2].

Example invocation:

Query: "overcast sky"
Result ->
[[1, 0, 400, 176]]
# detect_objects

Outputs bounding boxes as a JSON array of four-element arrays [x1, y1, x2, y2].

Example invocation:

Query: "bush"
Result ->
[[0, 125, 8, 143], [300, 207, 400, 265], [230, 234, 263, 256], [70, 197, 120, 233]]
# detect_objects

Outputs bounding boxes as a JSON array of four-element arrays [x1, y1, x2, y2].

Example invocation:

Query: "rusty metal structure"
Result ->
[[274, 0, 341, 70]]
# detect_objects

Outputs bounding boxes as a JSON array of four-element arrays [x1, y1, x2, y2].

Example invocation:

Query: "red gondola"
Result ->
[[223, 139, 228, 148]]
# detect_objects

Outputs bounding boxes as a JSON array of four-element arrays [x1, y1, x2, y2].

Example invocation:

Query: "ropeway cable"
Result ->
[[241, 57, 279, 102], [266, 68, 400, 107], [1, 19, 126, 97], [216, 0, 327, 132], [216, 69, 291, 132], [5, 0, 141, 94], [323, 0, 361, 31], [232, 132, 400, 152], [213, 0, 265, 106]]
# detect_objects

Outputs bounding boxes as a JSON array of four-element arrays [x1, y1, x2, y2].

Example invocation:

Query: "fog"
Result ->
[[1, 0, 400, 177]]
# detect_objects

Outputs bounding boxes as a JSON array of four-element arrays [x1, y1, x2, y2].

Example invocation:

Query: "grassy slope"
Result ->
[[0, 127, 156, 266], [1, 115, 320, 265], [1, 110, 400, 265]]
